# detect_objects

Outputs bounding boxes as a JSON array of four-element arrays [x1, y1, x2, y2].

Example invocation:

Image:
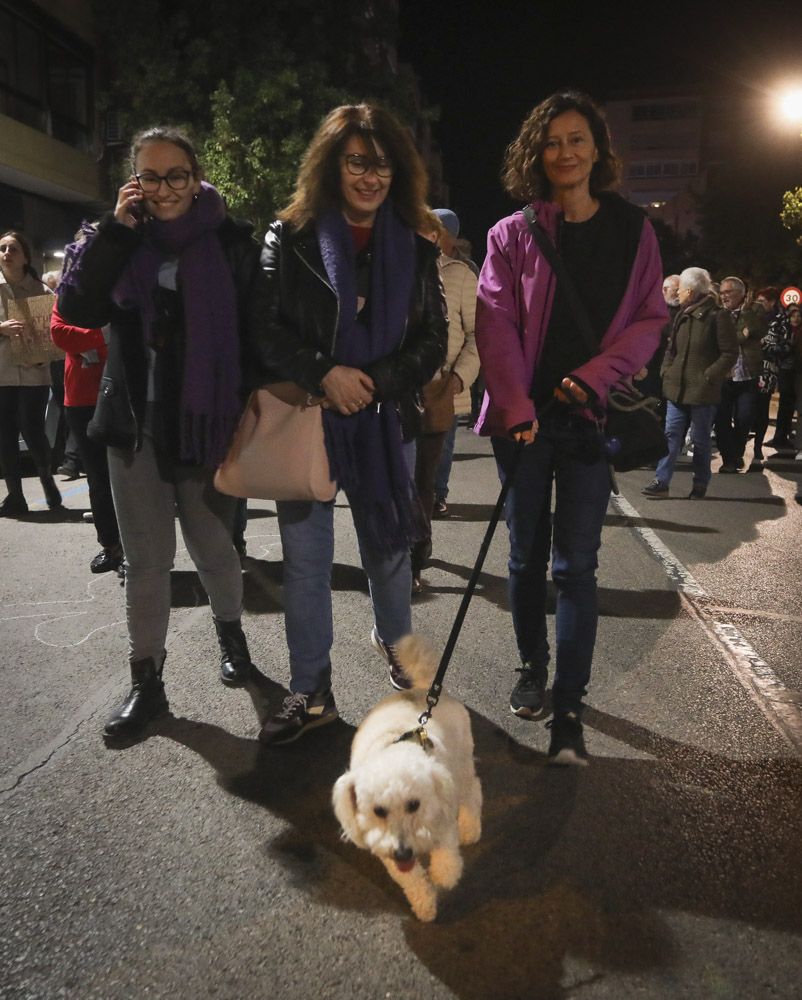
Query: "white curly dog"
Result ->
[[332, 635, 482, 922]]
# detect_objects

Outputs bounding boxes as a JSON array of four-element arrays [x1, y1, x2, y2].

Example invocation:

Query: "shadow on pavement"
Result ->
[[427, 558, 682, 621], [139, 688, 802, 999]]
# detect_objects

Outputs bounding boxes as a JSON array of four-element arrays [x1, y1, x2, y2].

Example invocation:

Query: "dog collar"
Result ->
[[394, 725, 434, 753]]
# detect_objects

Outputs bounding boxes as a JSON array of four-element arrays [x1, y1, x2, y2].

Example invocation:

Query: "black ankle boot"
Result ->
[[0, 493, 28, 517], [38, 472, 62, 509], [214, 617, 254, 687], [1, 477, 27, 517], [104, 657, 168, 736]]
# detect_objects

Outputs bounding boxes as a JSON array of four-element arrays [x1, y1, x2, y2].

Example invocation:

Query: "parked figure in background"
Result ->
[[753, 287, 794, 460], [427, 208, 480, 525], [0, 231, 62, 517], [50, 305, 122, 574], [714, 276, 766, 474], [258, 103, 447, 745], [476, 91, 665, 764], [58, 126, 272, 737], [643, 267, 737, 499]]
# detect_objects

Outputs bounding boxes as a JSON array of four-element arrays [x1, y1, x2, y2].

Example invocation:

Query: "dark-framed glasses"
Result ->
[[135, 169, 193, 193], [343, 153, 393, 178]]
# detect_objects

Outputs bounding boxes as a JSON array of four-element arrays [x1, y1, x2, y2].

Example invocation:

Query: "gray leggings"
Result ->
[[108, 435, 242, 662]]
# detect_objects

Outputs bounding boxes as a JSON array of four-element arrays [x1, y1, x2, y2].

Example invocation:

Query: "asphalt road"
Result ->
[[1, 426, 801, 1000]]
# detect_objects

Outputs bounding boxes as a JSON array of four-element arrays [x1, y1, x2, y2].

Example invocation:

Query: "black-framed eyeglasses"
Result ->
[[343, 153, 393, 178], [135, 169, 193, 193]]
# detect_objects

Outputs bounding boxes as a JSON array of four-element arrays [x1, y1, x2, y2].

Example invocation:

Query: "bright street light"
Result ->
[[778, 87, 802, 125]]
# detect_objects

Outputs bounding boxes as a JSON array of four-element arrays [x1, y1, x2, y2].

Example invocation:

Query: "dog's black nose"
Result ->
[[393, 846, 414, 863]]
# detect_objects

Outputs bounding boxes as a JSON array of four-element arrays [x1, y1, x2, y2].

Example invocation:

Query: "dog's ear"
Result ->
[[332, 772, 365, 846], [427, 762, 459, 825]]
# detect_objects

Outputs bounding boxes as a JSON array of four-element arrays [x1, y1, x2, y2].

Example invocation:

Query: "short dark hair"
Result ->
[[756, 286, 780, 303], [280, 103, 429, 231], [128, 125, 201, 177], [502, 90, 620, 202]]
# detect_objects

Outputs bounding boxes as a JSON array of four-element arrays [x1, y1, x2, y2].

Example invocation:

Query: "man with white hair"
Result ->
[[714, 276, 766, 473], [662, 274, 680, 310], [642, 267, 738, 498]]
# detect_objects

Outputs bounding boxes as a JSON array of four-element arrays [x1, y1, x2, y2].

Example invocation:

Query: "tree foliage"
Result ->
[[92, 0, 422, 231], [780, 187, 802, 248], [695, 159, 801, 286]]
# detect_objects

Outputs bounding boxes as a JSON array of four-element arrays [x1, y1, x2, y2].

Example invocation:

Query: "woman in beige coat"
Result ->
[[412, 211, 480, 589], [0, 231, 61, 516]]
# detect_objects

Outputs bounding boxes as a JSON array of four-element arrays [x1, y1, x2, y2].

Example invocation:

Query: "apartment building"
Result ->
[[0, 0, 103, 273]]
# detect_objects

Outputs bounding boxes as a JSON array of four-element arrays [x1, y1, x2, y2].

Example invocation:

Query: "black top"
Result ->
[[531, 196, 637, 407]]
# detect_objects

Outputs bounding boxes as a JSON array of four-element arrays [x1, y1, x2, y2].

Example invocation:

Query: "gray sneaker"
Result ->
[[258, 690, 338, 746], [641, 479, 669, 498], [371, 626, 411, 690]]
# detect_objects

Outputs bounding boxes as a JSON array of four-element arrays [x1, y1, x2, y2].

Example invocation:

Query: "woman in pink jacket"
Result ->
[[475, 91, 666, 765]]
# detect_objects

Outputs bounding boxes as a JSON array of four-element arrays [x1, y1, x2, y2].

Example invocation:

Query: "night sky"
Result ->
[[397, 0, 802, 256]]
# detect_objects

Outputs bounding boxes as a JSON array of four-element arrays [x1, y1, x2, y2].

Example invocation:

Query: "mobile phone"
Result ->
[[129, 196, 146, 223]]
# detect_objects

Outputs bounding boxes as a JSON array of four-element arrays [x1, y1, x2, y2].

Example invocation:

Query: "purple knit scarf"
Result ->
[[317, 204, 425, 554], [111, 181, 241, 467]]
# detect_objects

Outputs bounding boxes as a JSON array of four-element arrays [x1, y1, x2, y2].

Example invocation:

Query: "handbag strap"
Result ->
[[522, 205, 600, 360]]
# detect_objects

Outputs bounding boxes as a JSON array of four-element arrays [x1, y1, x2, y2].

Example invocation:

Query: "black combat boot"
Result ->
[[214, 617, 254, 687], [104, 656, 168, 737], [0, 477, 28, 518]]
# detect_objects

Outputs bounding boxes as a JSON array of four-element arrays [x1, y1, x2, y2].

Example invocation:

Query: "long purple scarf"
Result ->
[[110, 181, 241, 467], [317, 204, 425, 554]]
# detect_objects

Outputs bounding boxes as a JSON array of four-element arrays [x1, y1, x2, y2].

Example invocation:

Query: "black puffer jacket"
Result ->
[[57, 213, 275, 454], [259, 220, 447, 408]]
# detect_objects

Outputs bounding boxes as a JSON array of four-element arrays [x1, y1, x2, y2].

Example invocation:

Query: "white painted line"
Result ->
[[611, 493, 802, 754]]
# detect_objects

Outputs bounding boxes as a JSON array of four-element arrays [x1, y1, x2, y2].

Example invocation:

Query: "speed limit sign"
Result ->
[[781, 286, 801, 307]]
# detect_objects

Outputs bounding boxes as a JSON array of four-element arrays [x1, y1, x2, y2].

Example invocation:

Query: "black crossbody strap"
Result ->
[[522, 205, 599, 360]]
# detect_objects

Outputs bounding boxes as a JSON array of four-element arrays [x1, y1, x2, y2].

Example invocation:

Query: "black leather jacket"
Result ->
[[259, 219, 448, 411], [57, 213, 275, 454]]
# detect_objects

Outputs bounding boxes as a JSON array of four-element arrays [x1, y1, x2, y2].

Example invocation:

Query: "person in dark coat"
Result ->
[[58, 125, 275, 737], [642, 267, 738, 499], [257, 103, 447, 745], [713, 276, 766, 473]]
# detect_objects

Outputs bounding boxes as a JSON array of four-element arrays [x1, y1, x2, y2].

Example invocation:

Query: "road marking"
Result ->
[[611, 493, 802, 754]]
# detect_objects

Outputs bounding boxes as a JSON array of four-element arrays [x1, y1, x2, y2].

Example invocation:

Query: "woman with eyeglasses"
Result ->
[[257, 103, 447, 745], [57, 125, 274, 738], [0, 230, 62, 517]]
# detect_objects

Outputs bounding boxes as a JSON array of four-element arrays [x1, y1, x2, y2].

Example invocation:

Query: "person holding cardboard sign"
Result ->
[[0, 230, 62, 516]]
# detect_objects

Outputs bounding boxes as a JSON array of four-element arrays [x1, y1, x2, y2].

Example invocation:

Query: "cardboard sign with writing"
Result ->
[[7, 294, 63, 366]]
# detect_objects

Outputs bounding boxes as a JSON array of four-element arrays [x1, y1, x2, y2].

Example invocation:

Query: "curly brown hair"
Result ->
[[280, 104, 429, 231], [502, 91, 620, 203]]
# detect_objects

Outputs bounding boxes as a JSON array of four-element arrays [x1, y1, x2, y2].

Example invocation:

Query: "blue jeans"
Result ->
[[434, 416, 458, 501], [276, 493, 412, 694], [656, 401, 718, 487], [493, 418, 611, 716]]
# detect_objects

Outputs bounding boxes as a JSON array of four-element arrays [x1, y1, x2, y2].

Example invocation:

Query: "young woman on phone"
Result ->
[[58, 126, 274, 737]]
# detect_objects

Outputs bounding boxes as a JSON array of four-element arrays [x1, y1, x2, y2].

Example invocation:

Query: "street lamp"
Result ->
[[778, 87, 802, 130]]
